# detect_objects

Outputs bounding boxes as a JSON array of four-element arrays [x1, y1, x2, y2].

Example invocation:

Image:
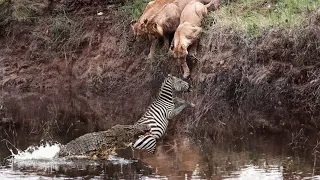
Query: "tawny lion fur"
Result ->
[[142, 0, 220, 37], [132, 0, 219, 60], [144, 3, 181, 37], [131, 0, 174, 39], [143, 0, 213, 37], [171, 0, 215, 78], [141, 0, 198, 59]]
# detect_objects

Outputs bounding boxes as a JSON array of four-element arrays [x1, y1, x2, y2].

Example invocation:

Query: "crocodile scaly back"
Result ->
[[58, 124, 151, 157]]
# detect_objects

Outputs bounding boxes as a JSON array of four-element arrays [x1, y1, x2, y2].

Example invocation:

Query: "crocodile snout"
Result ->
[[142, 124, 152, 134], [141, 124, 152, 136], [133, 124, 152, 138]]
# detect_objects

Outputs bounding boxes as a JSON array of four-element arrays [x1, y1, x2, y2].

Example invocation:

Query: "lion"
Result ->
[[141, 0, 219, 60], [170, 22, 202, 78], [141, 2, 181, 59], [170, 0, 216, 78], [130, 0, 175, 59], [130, 0, 175, 40], [141, 0, 198, 59]]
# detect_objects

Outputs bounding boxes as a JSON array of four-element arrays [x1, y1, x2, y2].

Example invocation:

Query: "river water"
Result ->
[[0, 132, 319, 180]]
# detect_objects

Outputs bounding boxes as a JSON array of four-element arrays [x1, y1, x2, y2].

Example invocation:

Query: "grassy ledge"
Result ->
[[120, 0, 148, 20], [205, 0, 320, 37]]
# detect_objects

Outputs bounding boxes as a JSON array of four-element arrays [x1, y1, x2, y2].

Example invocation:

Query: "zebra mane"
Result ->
[[161, 75, 172, 87], [156, 75, 173, 101]]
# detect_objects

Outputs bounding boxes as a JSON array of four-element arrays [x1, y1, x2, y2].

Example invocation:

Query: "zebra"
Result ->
[[132, 74, 194, 153]]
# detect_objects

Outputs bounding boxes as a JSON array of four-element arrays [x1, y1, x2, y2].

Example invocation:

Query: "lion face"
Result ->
[[145, 20, 163, 37], [140, 19, 149, 34], [131, 20, 148, 40]]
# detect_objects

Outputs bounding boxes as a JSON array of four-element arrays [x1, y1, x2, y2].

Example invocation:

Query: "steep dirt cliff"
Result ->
[[0, 0, 319, 143]]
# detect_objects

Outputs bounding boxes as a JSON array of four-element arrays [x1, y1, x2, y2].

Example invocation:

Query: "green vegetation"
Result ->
[[0, 0, 12, 33], [0, 0, 49, 35], [120, 0, 148, 20], [11, 0, 42, 21], [0, 0, 84, 50], [49, 15, 85, 51], [119, 0, 319, 38], [208, 0, 320, 37], [0, 0, 48, 22]]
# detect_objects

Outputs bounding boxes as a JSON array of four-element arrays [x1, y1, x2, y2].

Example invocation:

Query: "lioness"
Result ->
[[141, 0, 195, 59], [142, 0, 219, 60], [131, 0, 175, 39], [143, 2, 181, 44], [131, 0, 175, 59], [171, 0, 214, 78]]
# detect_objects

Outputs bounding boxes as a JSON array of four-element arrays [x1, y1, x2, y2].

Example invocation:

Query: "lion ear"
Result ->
[[143, 19, 148, 24], [153, 23, 157, 29]]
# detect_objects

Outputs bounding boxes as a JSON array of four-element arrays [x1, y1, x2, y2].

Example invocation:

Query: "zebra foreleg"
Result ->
[[168, 101, 195, 120], [173, 97, 195, 107]]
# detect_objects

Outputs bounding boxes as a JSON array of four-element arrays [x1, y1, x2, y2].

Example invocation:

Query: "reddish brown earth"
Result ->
[[0, 1, 319, 144]]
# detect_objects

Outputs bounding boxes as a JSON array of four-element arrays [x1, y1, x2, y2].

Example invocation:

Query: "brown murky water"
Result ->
[[0, 131, 320, 180]]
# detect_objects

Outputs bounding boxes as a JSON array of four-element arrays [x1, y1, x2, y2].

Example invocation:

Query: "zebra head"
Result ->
[[169, 74, 192, 92]]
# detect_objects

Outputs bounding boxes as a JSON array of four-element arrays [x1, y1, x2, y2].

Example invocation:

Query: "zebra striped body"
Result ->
[[133, 74, 191, 153]]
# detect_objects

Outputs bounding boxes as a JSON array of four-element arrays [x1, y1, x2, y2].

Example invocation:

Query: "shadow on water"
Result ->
[[0, 129, 320, 179]]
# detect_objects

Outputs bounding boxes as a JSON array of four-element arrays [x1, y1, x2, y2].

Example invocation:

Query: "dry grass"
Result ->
[[0, 0, 49, 22], [181, 8, 320, 141], [48, 15, 85, 51], [0, 0, 11, 35], [11, 0, 49, 21], [0, 0, 49, 37]]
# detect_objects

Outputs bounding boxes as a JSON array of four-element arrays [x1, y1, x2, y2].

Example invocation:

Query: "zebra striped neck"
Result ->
[[156, 77, 173, 102]]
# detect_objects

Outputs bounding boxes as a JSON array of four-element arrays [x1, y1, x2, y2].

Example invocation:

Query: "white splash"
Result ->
[[108, 155, 137, 164], [10, 142, 61, 160], [190, 164, 202, 179], [8, 141, 136, 165], [3, 141, 137, 177], [226, 165, 283, 180]]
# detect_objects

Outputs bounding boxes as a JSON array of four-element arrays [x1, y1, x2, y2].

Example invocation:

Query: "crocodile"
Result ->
[[58, 124, 151, 159]]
